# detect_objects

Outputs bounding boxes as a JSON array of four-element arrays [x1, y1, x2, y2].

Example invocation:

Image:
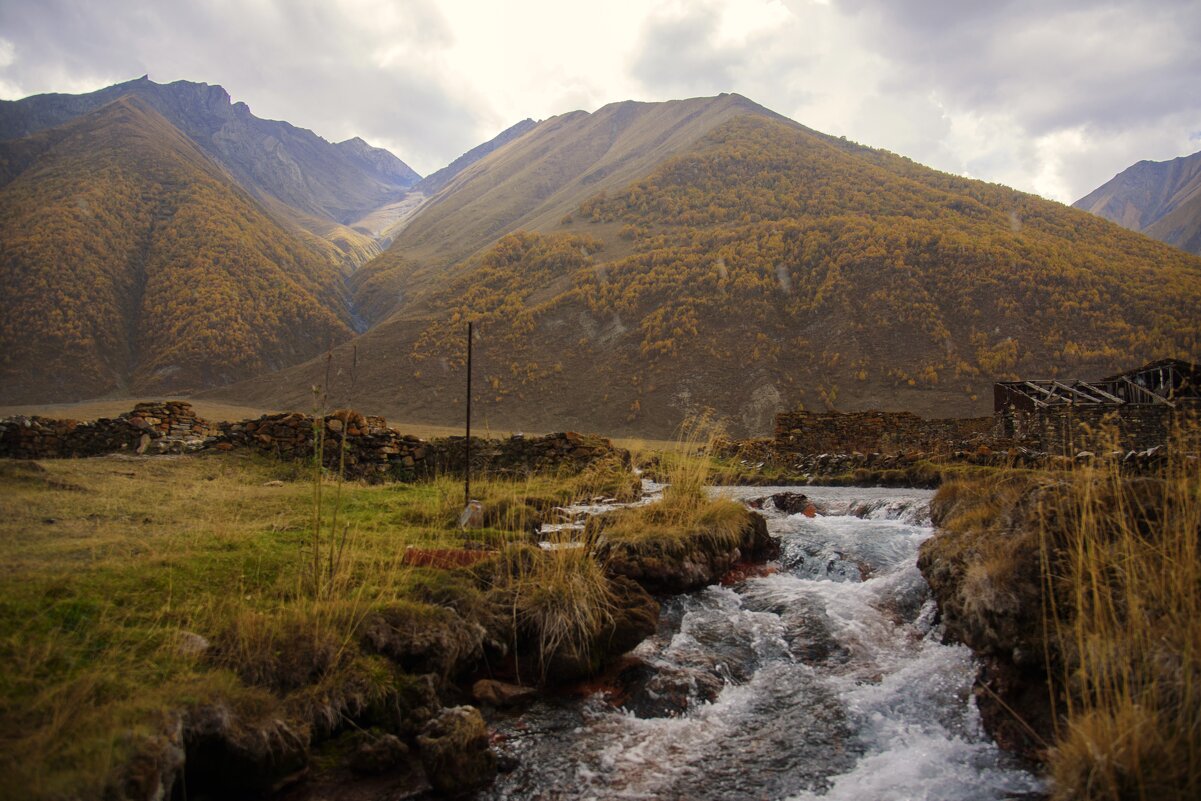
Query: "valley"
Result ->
[[2, 70, 1200, 801]]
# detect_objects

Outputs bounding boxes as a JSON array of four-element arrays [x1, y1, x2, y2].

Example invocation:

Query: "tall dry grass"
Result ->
[[1042, 421, 1201, 801]]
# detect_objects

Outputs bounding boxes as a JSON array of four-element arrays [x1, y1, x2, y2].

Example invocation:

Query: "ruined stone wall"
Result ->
[[0, 402, 625, 481], [998, 404, 1194, 454], [773, 410, 994, 455], [0, 401, 216, 458]]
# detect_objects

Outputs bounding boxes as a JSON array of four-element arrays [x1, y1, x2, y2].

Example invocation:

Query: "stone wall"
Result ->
[[773, 410, 994, 455], [0, 401, 216, 458], [998, 403, 1194, 454], [0, 401, 625, 481]]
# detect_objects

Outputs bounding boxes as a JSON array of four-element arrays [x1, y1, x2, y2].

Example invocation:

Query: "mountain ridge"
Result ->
[[0, 95, 355, 403], [0, 76, 421, 237], [208, 97, 1201, 437], [1074, 149, 1201, 256], [350, 92, 791, 324]]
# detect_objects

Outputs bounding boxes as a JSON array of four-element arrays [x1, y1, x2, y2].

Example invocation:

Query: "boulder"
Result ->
[[361, 605, 486, 678], [416, 706, 497, 796], [182, 702, 309, 795], [615, 661, 724, 718], [349, 731, 409, 775], [770, 492, 811, 514], [471, 679, 538, 708], [601, 511, 778, 595]]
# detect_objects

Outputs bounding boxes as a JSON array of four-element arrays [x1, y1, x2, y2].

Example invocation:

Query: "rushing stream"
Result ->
[[480, 486, 1043, 801]]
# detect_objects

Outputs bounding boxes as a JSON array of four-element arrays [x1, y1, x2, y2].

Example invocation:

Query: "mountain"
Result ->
[[206, 94, 1201, 437], [349, 93, 788, 324], [414, 118, 539, 196], [0, 76, 420, 265], [0, 96, 355, 403], [1074, 150, 1201, 256], [346, 119, 541, 248]]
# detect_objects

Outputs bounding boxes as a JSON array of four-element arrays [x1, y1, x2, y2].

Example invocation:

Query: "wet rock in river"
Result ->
[[472, 679, 538, 708], [601, 511, 779, 595], [614, 661, 724, 718]]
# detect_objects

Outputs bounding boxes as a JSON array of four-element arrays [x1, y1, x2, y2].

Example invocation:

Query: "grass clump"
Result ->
[[480, 542, 617, 683], [923, 421, 1201, 799], [1041, 426, 1201, 801]]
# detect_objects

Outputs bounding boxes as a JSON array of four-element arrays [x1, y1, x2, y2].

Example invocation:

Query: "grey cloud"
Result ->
[[631, 4, 743, 95], [831, 0, 1201, 136], [0, 0, 481, 174]]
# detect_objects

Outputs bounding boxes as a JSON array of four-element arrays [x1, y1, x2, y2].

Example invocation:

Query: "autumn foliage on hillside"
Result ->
[[402, 114, 1200, 431], [0, 98, 353, 402], [567, 117, 1200, 395]]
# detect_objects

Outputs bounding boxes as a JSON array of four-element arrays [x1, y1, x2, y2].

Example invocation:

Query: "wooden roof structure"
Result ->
[[994, 359, 1201, 412]]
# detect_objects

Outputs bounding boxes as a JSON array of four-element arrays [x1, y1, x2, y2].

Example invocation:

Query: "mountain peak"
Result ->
[[1074, 149, 1201, 255], [0, 76, 421, 223]]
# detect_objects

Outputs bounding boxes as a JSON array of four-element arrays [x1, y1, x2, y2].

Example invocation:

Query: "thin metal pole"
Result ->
[[465, 321, 472, 507]]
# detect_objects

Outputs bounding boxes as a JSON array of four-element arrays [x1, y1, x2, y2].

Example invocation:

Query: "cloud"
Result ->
[[0, 0, 1197, 200], [631, 3, 744, 95], [823, 0, 1201, 198], [0, 0, 486, 174]]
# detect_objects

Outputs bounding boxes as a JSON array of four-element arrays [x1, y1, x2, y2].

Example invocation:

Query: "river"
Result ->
[[478, 485, 1043, 801]]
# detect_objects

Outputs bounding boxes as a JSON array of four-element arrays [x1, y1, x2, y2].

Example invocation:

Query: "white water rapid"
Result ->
[[482, 485, 1044, 801]]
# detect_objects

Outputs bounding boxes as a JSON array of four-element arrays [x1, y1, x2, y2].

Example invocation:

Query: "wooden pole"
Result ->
[[465, 321, 472, 507]]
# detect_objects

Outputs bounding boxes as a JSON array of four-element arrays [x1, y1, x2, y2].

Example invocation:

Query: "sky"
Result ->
[[1, 0, 1198, 203]]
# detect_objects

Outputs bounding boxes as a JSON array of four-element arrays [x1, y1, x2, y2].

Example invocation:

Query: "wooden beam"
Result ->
[[1121, 377, 1174, 406], [1050, 380, 1107, 404]]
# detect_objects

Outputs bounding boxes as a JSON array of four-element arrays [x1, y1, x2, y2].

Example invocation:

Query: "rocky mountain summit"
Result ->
[[1074, 149, 1201, 256], [0, 75, 420, 224]]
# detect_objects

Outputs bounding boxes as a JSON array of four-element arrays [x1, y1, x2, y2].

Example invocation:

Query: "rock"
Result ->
[[175, 630, 210, 658], [416, 706, 496, 796], [182, 703, 309, 795], [770, 492, 811, 514], [739, 511, 779, 562], [361, 605, 486, 678], [601, 513, 779, 596], [615, 661, 724, 718], [107, 714, 185, 801], [471, 679, 537, 708], [349, 731, 409, 775], [262, 480, 284, 487], [458, 500, 484, 529]]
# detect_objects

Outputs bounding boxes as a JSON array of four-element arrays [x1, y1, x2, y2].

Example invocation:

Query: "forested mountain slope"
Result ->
[[349, 93, 789, 324], [0, 97, 355, 403], [0, 77, 418, 267], [212, 100, 1201, 437]]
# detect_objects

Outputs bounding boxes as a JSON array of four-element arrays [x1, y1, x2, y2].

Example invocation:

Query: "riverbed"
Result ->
[[480, 485, 1043, 801]]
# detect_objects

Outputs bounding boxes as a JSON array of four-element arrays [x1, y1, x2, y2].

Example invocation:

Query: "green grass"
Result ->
[[0, 450, 640, 799]]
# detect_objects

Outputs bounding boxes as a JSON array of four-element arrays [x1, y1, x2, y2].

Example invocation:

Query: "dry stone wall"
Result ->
[[773, 410, 994, 455], [0, 401, 216, 458], [998, 403, 1195, 454], [0, 401, 625, 481]]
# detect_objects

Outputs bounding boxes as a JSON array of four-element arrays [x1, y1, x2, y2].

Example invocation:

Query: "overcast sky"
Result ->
[[1, 0, 1198, 203]]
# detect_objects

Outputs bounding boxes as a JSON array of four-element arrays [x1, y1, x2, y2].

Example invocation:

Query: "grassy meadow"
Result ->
[[0, 449, 639, 798]]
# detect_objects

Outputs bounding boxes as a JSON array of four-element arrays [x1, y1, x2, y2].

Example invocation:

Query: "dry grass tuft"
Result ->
[[1042, 424, 1201, 801]]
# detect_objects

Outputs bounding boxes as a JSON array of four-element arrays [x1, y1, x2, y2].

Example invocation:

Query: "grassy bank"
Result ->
[[0, 451, 640, 799], [920, 428, 1201, 800]]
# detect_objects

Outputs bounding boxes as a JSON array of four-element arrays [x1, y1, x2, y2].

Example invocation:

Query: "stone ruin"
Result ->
[[0, 401, 625, 481]]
